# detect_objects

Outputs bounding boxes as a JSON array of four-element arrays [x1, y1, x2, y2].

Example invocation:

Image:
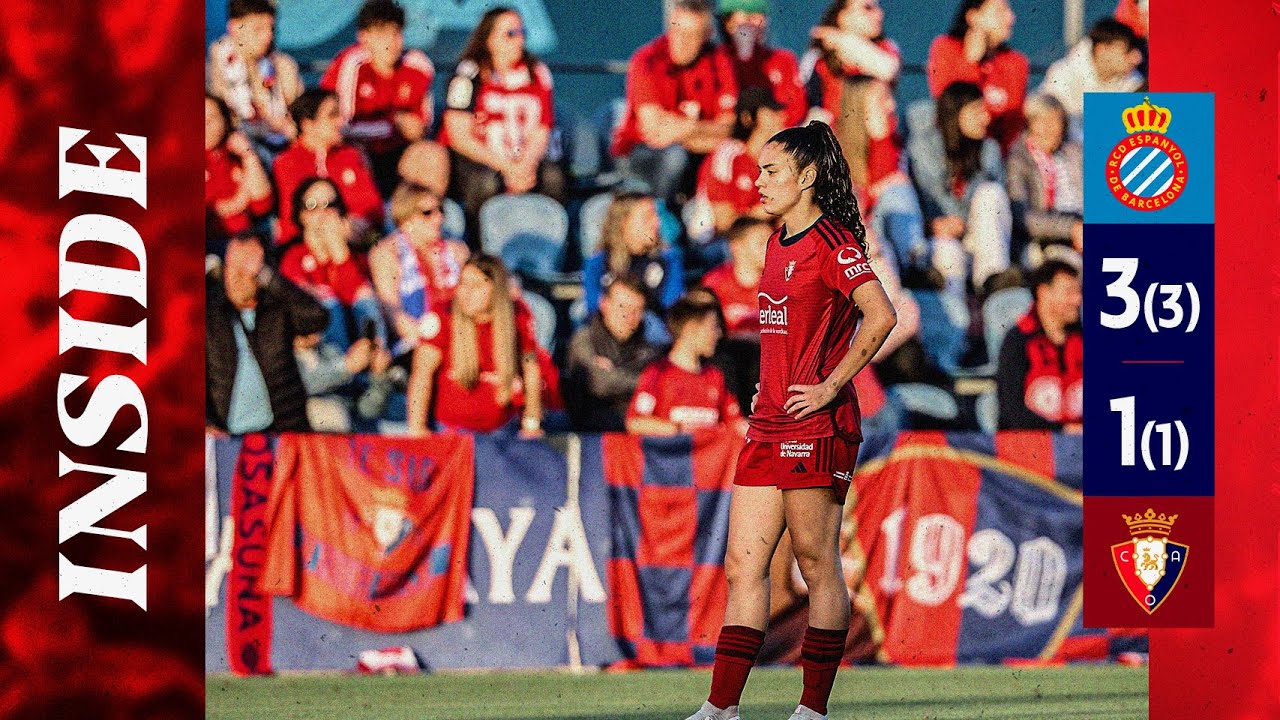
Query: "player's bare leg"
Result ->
[[686, 484, 786, 720], [783, 486, 848, 720]]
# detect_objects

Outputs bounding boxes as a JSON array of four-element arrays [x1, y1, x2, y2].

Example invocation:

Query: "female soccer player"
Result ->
[[686, 121, 897, 720]]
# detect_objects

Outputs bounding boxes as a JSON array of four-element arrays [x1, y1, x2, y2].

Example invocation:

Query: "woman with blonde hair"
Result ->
[[583, 191, 684, 317], [406, 254, 545, 437]]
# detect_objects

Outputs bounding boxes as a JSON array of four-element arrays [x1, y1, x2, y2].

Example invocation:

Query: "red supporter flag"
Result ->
[[261, 434, 474, 632]]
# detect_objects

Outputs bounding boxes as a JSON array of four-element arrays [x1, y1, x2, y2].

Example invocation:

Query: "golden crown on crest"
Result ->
[[1122, 97, 1172, 134], [1123, 508, 1178, 537]]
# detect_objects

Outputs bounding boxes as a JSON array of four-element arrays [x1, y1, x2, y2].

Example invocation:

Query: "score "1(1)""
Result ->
[[1109, 395, 1189, 471]]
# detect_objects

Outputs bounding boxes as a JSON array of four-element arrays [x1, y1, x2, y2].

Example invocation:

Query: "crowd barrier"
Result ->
[[205, 428, 1145, 673]]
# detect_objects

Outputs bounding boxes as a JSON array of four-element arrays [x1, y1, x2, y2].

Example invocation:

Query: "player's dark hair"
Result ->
[[666, 294, 720, 340], [458, 7, 539, 74], [936, 81, 986, 187], [1089, 17, 1139, 51], [767, 121, 867, 254], [947, 0, 1009, 49], [288, 88, 337, 131], [206, 93, 235, 148], [228, 0, 276, 20], [357, 0, 406, 30], [1028, 259, 1079, 293], [725, 216, 771, 245], [290, 177, 348, 233]]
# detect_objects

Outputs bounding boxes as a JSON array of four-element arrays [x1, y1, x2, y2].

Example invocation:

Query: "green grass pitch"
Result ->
[[207, 664, 1148, 719]]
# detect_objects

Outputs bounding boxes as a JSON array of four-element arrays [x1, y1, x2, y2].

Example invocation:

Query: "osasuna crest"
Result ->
[[1110, 508, 1189, 614], [784, 260, 796, 281]]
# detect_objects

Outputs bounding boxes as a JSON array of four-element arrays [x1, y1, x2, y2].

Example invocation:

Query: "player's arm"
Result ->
[[786, 279, 897, 420]]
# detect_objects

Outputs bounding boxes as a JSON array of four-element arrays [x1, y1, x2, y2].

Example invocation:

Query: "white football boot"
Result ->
[[684, 700, 740, 720], [786, 705, 828, 720]]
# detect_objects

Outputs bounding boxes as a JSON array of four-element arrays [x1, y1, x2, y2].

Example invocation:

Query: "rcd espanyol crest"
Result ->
[[1110, 508, 1189, 614], [1106, 97, 1188, 210]]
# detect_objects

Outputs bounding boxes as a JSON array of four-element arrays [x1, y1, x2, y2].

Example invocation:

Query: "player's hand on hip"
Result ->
[[784, 382, 838, 420]]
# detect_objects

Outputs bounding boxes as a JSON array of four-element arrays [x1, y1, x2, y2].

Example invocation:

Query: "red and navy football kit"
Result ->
[[442, 59, 555, 161], [735, 215, 878, 502], [320, 45, 435, 155], [612, 36, 738, 157], [627, 357, 741, 431]]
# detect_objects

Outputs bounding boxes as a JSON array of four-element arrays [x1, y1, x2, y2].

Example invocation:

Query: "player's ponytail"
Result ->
[[767, 121, 868, 255]]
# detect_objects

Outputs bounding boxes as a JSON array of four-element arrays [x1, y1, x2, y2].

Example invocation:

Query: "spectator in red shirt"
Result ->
[[802, 0, 901, 123], [700, 216, 768, 337], [369, 183, 464, 358], [687, 86, 784, 241], [320, 0, 449, 199], [996, 259, 1082, 431], [443, 7, 565, 242], [278, 177, 387, 351], [407, 255, 546, 437], [273, 88, 385, 244], [206, 0, 303, 154], [715, 0, 806, 127], [205, 94, 273, 252], [1115, 0, 1148, 38], [926, 0, 1028, 153], [627, 295, 743, 436], [613, 0, 738, 204]]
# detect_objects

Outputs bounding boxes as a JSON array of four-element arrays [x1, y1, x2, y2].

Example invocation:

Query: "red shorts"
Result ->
[[734, 436, 861, 503]]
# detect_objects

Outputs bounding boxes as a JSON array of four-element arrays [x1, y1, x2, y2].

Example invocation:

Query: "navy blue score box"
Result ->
[[1083, 223, 1214, 496]]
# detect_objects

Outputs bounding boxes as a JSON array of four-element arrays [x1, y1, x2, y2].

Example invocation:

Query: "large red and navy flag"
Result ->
[[603, 429, 741, 667]]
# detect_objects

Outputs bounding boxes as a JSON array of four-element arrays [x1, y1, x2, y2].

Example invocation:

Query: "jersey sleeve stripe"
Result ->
[[814, 220, 840, 250]]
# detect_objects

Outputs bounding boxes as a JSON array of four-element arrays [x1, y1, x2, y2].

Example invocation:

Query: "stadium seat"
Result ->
[[522, 291, 557, 353], [890, 383, 959, 424], [479, 193, 569, 281], [979, 287, 1034, 376], [909, 289, 969, 376], [441, 197, 466, 242]]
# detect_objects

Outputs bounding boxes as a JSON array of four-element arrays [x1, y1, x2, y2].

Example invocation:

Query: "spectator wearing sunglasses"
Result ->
[[278, 177, 387, 352], [369, 183, 467, 359], [273, 88, 385, 244], [320, 0, 450, 199], [443, 7, 564, 242]]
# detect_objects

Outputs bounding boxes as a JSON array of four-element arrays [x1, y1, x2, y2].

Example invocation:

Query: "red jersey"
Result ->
[[697, 139, 760, 215], [804, 38, 901, 119], [319, 45, 435, 154], [442, 59, 554, 160], [205, 147, 273, 237], [272, 142, 385, 243], [700, 261, 760, 336], [1014, 308, 1084, 425], [420, 302, 540, 432], [749, 215, 879, 442], [612, 37, 738, 157], [278, 243, 373, 307], [728, 45, 807, 126], [926, 35, 1029, 152], [627, 357, 740, 430]]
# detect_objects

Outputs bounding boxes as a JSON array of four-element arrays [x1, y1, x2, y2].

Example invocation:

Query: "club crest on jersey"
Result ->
[[1110, 508, 1189, 614], [784, 260, 796, 281], [1106, 97, 1188, 211]]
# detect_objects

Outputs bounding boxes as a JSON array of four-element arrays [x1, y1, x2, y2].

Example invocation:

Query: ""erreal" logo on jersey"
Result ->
[[758, 292, 788, 333]]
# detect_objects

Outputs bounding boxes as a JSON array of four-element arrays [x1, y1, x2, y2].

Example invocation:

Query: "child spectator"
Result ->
[[907, 81, 1013, 297], [803, 0, 901, 123], [443, 7, 564, 240], [627, 296, 742, 436], [1006, 94, 1084, 264], [273, 88, 385, 244], [583, 192, 685, 317], [996, 259, 1082, 431], [205, 94, 273, 252], [1039, 18, 1144, 120], [206, 0, 303, 154], [294, 331, 392, 433], [687, 86, 783, 241], [406, 255, 546, 436], [716, 0, 806, 127], [206, 233, 329, 435], [565, 277, 664, 432], [612, 0, 738, 203], [700, 216, 768, 337], [927, 0, 1028, 153], [369, 183, 464, 359], [320, 0, 449, 198]]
